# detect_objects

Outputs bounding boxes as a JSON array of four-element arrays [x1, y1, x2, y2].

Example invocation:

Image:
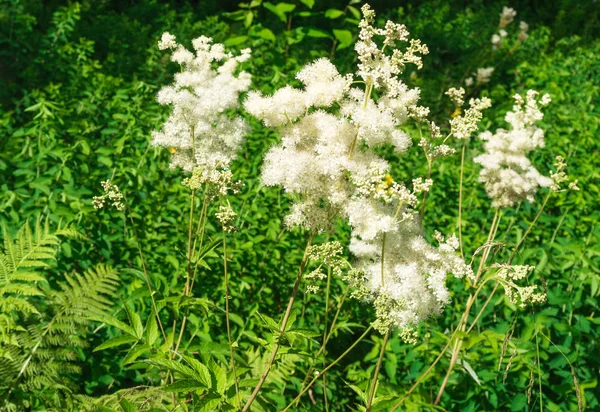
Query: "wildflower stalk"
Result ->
[[242, 231, 316, 412], [297, 286, 350, 405], [509, 192, 551, 264], [124, 198, 168, 343], [283, 325, 374, 412], [366, 331, 390, 411], [458, 142, 467, 259], [222, 224, 241, 405], [322, 265, 332, 410], [433, 209, 501, 404], [365, 231, 389, 410]]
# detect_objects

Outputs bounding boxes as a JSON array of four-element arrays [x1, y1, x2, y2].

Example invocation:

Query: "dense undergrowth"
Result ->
[[1, 0, 599, 411]]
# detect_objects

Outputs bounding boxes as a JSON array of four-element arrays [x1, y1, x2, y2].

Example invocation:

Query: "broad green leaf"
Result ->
[[299, 0, 314, 8], [224, 36, 249, 46], [333, 29, 353, 49], [306, 28, 332, 39], [325, 9, 344, 19]]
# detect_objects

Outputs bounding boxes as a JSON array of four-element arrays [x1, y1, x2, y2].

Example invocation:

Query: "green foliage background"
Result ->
[[1, 0, 598, 410]]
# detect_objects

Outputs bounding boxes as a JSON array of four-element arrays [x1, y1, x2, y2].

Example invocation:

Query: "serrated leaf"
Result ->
[[145, 314, 159, 346], [163, 379, 208, 393], [94, 335, 139, 352], [119, 399, 136, 412], [122, 344, 151, 365]]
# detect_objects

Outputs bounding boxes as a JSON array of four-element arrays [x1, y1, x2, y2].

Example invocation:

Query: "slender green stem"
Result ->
[[509, 193, 551, 264], [322, 265, 332, 411], [296, 287, 349, 405], [283, 326, 374, 412], [125, 199, 167, 342], [366, 331, 390, 411], [223, 226, 240, 405], [241, 232, 315, 412], [458, 143, 466, 259]]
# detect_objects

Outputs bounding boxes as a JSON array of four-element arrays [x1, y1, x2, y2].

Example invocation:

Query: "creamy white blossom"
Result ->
[[474, 90, 552, 207], [476, 67, 495, 85], [152, 34, 251, 172], [246, 4, 472, 335], [499, 6, 517, 28]]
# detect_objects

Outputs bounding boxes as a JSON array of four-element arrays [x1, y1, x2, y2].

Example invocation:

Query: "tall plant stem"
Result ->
[[283, 326, 374, 412], [297, 287, 349, 405], [223, 227, 241, 405], [389, 279, 492, 411], [509, 193, 551, 264], [458, 143, 467, 259], [174, 190, 209, 355], [241, 231, 315, 412], [433, 209, 501, 404], [366, 331, 390, 411], [172, 190, 196, 355], [365, 232, 389, 410], [322, 266, 332, 411], [125, 199, 167, 343]]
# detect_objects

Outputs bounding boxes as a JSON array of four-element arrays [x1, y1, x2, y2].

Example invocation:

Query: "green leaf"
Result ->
[[94, 335, 139, 352], [244, 11, 254, 28], [91, 315, 138, 337], [145, 314, 159, 346], [333, 29, 353, 49], [306, 28, 332, 39], [163, 379, 208, 393], [122, 344, 152, 365], [255, 28, 276, 42], [263, 2, 296, 23], [299, 0, 314, 8], [224, 36, 249, 46], [119, 399, 136, 412], [325, 9, 344, 19]]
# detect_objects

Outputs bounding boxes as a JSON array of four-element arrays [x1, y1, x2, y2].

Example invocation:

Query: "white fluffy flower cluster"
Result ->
[[350, 220, 473, 334], [152, 32, 251, 172], [246, 4, 471, 336], [474, 90, 552, 208]]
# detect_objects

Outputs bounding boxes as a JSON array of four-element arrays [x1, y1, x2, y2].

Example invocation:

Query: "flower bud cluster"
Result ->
[[93, 180, 124, 211], [495, 264, 546, 308]]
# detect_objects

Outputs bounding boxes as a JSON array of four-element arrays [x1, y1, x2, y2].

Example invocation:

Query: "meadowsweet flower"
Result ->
[[499, 6, 517, 28], [549, 156, 579, 192], [474, 90, 552, 207], [216, 204, 237, 232], [449, 97, 492, 140], [518, 21, 529, 42], [247, 4, 472, 336], [476, 67, 494, 85], [495, 265, 546, 307], [158, 32, 177, 50], [152, 34, 251, 172], [246, 5, 424, 233], [465, 77, 474, 87], [349, 219, 473, 334], [93, 180, 124, 211], [445, 87, 465, 107]]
